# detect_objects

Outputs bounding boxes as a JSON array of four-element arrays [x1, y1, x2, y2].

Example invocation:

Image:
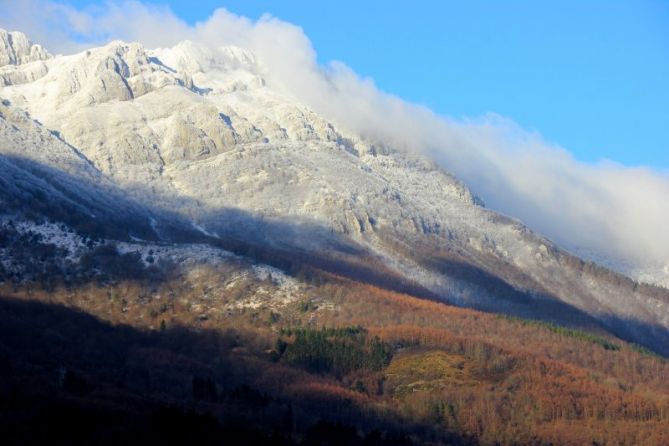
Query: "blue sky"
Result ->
[[60, 1, 669, 168]]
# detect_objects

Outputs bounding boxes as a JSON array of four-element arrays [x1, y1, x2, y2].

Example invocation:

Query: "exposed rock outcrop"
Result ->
[[0, 29, 50, 67]]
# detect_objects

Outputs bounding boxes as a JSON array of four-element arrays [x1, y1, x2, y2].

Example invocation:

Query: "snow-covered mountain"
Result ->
[[1, 29, 668, 354]]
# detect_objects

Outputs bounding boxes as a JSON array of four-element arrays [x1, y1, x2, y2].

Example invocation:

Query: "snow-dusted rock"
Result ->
[[1, 28, 668, 353], [0, 30, 49, 67]]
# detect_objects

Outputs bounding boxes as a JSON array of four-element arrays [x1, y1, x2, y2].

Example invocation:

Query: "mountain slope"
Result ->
[[1, 30, 668, 354], [2, 268, 669, 446]]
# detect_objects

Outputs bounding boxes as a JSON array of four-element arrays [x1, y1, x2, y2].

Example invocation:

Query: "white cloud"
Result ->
[[1, 0, 668, 283]]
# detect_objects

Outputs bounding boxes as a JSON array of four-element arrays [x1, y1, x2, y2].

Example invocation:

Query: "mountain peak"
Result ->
[[0, 29, 50, 68], [152, 40, 259, 76]]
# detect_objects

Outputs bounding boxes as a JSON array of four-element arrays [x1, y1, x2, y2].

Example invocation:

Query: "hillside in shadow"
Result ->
[[2, 153, 669, 356], [0, 295, 463, 445]]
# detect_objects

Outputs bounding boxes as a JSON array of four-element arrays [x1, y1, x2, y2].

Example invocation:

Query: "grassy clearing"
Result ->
[[384, 349, 480, 397]]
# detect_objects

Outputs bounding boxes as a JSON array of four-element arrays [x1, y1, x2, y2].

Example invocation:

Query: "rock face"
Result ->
[[0, 30, 49, 67], [1, 28, 668, 354], [0, 99, 178, 242], [0, 30, 50, 86]]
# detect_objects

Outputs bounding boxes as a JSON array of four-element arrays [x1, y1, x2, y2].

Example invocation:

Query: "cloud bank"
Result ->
[[1, 0, 668, 285]]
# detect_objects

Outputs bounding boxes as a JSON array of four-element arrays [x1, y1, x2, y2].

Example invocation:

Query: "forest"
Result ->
[[1, 256, 669, 445]]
